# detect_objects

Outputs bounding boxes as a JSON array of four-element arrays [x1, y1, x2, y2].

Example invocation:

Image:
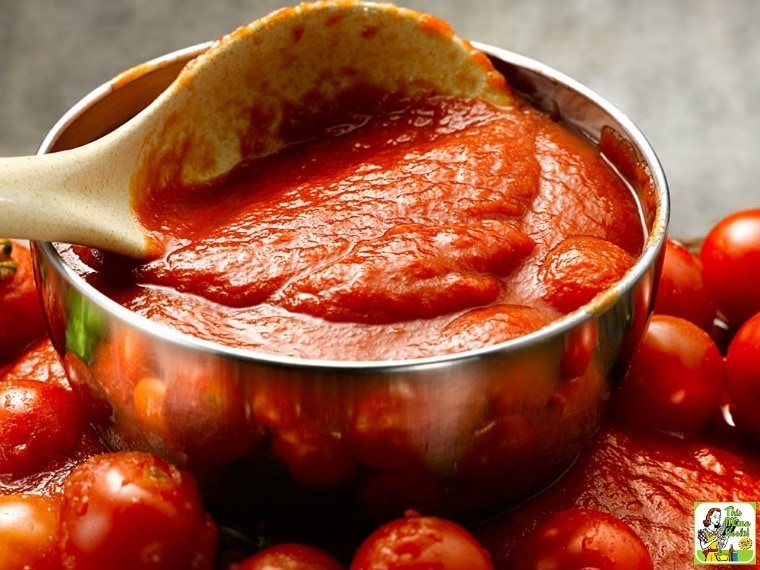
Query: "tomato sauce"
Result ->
[[475, 422, 760, 568], [62, 95, 643, 360]]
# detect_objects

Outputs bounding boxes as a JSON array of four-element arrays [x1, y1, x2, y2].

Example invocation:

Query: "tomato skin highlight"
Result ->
[[653, 238, 716, 330], [614, 315, 725, 434], [513, 508, 653, 570], [59, 451, 217, 570], [349, 511, 494, 570], [232, 543, 345, 570], [700, 208, 760, 327], [0, 493, 61, 570], [0, 378, 86, 477], [725, 311, 760, 437]]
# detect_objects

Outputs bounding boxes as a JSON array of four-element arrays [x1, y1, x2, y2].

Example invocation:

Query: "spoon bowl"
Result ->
[[0, 1, 511, 257]]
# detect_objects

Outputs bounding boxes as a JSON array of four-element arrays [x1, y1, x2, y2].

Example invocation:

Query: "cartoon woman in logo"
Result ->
[[698, 507, 729, 562]]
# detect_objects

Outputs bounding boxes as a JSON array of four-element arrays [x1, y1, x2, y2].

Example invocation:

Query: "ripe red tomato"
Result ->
[[232, 543, 344, 570], [700, 208, 760, 327], [614, 314, 725, 433], [514, 508, 653, 570], [350, 511, 494, 570], [161, 363, 264, 466], [1, 338, 70, 389], [653, 238, 716, 330], [271, 420, 358, 489], [0, 240, 47, 365], [0, 378, 86, 477], [0, 493, 61, 570], [458, 413, 537, 489], [59, 451, 217, 570], [252, 379, 304, 429], [345, 387, 426, 471], [725, 311, 760, 436]]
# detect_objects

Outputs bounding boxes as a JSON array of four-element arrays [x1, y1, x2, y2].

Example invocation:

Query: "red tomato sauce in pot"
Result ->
[[61, 96, 643, 360]]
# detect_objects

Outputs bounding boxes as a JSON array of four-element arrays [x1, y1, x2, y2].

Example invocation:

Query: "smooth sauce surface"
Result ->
[[62, 96, 644, 360]]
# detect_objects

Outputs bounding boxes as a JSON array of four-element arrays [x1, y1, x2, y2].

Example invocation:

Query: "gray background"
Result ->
[[2, 0, 758, 238]]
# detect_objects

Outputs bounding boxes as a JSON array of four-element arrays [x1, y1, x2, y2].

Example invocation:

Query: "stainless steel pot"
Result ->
[[31, 41, 668, 529]]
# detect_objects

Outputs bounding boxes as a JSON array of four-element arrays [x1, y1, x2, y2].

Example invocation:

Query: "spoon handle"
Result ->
[[0, 149, 150, 257]]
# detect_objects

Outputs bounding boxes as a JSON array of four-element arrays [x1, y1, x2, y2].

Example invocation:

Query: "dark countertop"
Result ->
[[2, 0, 758, 237]]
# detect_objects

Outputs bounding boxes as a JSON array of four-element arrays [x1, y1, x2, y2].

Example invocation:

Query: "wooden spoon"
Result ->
[[0, 1, 513, 258]]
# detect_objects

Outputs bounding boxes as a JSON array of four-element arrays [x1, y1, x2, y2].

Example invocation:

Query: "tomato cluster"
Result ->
[[616, 208, 760, 440], [0, 207, 757, 569]]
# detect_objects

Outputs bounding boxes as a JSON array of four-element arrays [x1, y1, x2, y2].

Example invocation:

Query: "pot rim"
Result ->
[[34, 41, 669, 373]]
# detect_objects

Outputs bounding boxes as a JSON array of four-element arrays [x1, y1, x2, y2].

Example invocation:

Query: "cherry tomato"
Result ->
[[539, 236, 635, 313], [700, 208, 760, 327], [162, 363, 264, 466], [725, 311, 760, 436], [514, 508, 653, 570], [0, 378, 86, 477], [614, 314, 725, 433], [350, 511, 494, 570], [559, 319, 598, 379], [653, 238, 716, 330], [459, 414, 537, 489], [233, 543, 344, 570], [59, 451, 217, 570], [271, 420, 358, 489], [252, 380, 304, 429], [0, 240, 47, 365], [89, 328, 154, 407], [345, 386, 426, 471], [0, 493, 61, 570], [1, 338, 70, 389]]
